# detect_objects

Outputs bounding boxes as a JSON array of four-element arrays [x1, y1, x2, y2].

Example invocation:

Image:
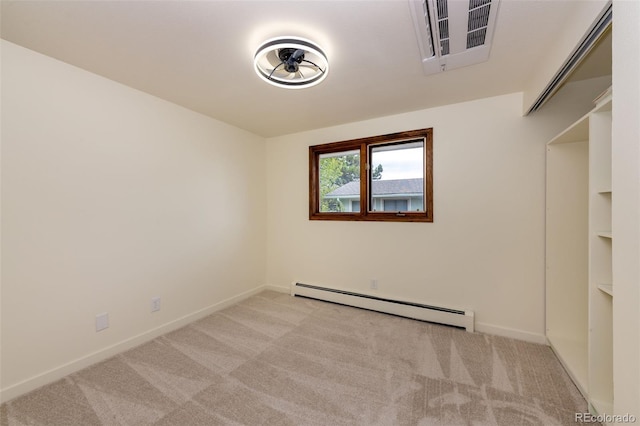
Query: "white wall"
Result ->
[[612, 0, 640, 415], [0, 41, 266, 401], [265, 92, 576, 343]]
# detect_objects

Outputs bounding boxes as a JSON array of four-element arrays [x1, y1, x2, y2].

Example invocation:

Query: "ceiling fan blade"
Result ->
[[267, 62, 284, 80], [302, 59, 324, 72]]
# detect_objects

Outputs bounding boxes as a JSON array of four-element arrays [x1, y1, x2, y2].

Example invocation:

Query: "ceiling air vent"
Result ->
[[409, 0, 500, 75]]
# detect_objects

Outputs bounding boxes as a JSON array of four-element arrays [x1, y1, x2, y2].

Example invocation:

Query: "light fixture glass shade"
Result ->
[[254, 36, 329, 89]]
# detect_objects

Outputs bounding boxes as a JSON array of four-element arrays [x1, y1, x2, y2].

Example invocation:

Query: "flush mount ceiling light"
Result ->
[[254, 36, 329, 89]]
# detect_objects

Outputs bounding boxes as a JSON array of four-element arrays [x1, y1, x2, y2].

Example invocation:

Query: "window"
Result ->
[[309, 128, 433, 222]]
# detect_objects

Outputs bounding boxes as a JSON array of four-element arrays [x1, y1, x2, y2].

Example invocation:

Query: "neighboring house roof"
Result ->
[[325, 178, 423, 198]]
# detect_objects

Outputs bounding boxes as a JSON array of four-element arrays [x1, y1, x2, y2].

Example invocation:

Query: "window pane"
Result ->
[[369, 140, 424, 212], [319, 150, 360, 212], [383, 199, 408, 211]]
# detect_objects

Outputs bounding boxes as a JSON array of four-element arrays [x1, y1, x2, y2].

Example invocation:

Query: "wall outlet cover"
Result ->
[[95, 313, 109, 332], [151, 296, 161, 312]]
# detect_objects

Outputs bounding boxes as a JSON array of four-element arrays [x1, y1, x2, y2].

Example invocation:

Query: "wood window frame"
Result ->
[[309, 128, 433, 222]]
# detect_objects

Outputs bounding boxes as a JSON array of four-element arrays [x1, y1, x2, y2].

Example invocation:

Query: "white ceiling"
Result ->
[[1, 0, 596, 137]]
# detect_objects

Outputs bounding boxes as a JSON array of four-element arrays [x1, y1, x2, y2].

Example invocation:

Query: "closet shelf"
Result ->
[[597, 284, 613, 297]]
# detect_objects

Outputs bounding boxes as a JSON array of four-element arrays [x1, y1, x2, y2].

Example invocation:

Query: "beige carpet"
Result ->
[[1, 291, 591, 425]]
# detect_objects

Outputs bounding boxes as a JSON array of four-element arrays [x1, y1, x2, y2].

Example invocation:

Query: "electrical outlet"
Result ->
[[370, 279, 378, 290], [151, 296, 161, 312], [96, 312, 109, 332]]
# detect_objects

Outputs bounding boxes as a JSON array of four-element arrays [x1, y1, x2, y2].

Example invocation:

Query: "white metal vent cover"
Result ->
[[409, 0, 500, 75]]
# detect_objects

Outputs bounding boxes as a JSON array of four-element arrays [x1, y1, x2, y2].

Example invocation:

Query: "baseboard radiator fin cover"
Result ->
[[291, 282, 474, 332]]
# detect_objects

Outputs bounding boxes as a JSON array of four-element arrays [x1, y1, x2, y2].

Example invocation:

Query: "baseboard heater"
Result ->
[[291, 282, 474, 332]]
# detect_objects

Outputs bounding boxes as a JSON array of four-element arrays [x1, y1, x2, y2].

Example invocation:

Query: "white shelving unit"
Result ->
[[546, 89, 612, 416]]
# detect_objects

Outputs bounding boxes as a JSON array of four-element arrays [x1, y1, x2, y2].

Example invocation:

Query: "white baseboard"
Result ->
[[475, 321, 547, 345], [0, 285, 268, 403], [262, 284, 290, 294]]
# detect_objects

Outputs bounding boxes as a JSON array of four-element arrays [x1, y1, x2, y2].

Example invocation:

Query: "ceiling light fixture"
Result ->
[[254, 36, 329, 89]]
